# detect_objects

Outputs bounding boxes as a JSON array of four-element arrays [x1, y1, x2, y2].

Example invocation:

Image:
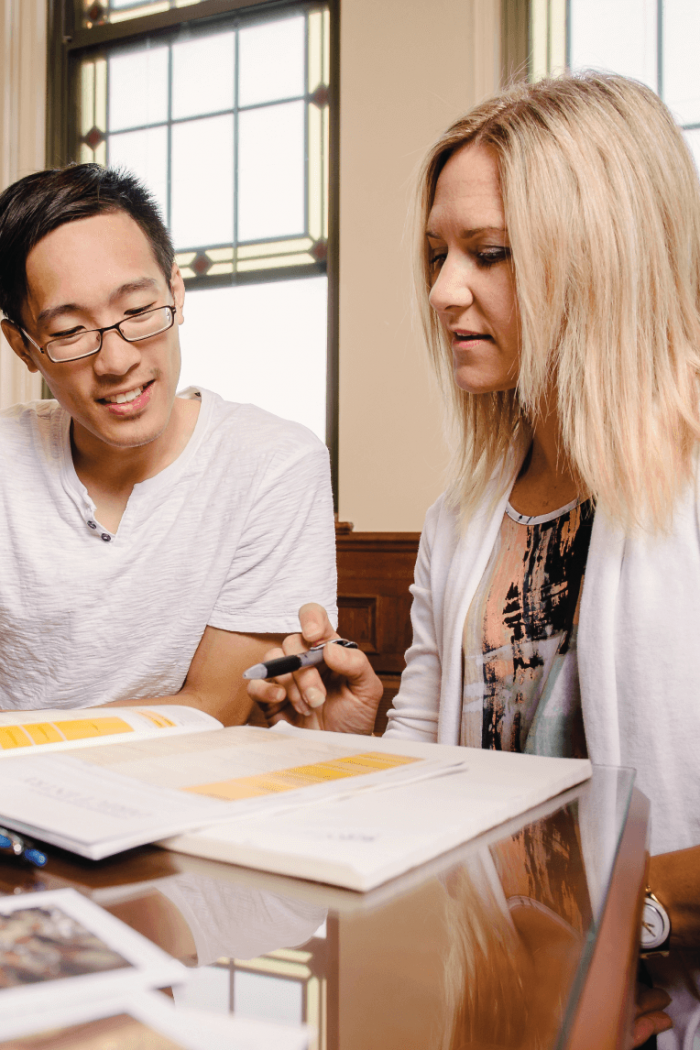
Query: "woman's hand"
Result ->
[[629, 983, 672, 1048], [246, 603, 384, 735]]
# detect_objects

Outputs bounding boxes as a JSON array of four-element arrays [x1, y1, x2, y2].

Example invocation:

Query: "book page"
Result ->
[[0, 706, 222, 758], [72, 726, 425, 795], [165, 749, 594, 891], [0, 728, 467, 859]]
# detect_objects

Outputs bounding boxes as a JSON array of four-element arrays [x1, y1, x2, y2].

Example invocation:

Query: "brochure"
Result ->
[[0, 706, 221, 758]]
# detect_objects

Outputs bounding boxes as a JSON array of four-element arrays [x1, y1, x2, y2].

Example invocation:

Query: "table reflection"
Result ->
[[0, 768, 636, 1050], [440, 802, 590, 1049]]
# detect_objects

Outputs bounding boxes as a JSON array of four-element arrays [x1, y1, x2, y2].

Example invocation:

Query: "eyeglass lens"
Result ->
[[47, 306, 174, 362]]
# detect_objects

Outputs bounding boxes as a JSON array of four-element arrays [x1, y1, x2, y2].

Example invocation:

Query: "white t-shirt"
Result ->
[[0, 388, 337, 710]]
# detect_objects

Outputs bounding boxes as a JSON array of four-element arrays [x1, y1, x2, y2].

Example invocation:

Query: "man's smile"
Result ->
[[97, 378, 155, 413]]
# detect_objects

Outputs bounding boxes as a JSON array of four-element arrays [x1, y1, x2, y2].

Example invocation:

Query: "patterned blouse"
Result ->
[[461, 497, 594, 757]]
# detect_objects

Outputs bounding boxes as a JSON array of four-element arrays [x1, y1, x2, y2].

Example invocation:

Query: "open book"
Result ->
[[0, 717, 591, 890], [0, 705, 221, 756]]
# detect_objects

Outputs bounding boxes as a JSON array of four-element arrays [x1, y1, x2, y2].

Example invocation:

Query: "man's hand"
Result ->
[[246, 603, 383, 735], [630, 983, 672, 1048]]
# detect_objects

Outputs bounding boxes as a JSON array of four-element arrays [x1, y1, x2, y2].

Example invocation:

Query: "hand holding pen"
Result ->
[[245, 603, 383, 734], [243, 638, 359, 681]]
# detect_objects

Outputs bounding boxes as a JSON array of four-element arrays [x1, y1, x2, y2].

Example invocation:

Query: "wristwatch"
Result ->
[[640, 887, 671, 957]]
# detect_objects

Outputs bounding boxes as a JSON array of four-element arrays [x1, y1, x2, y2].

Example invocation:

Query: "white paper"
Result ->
[[0, 705, 222, 758], [163, 736, 593, 890], [0, 727, 466, 859], [0, 888, 186, 1017], [0, 728, 590, 886], [0, 989, 308, 1050]]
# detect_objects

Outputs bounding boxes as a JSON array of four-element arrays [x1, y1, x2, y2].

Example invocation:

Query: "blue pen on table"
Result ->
[[0, 826, 47, 867], [243, 638, 358, 681]]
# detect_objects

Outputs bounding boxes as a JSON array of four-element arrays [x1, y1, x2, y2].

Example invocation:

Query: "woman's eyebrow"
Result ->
[[425, 225, 507, 239]]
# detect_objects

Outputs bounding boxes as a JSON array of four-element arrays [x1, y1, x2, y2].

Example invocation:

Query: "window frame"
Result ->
[[565, 0, 700, 140], [45, 0, 340, 503]]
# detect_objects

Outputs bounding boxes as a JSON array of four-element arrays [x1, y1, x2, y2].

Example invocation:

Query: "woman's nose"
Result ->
[[428, 255, 474, 315]]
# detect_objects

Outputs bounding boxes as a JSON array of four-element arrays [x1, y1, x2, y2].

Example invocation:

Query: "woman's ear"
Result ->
[[1, 320, 40, 373]]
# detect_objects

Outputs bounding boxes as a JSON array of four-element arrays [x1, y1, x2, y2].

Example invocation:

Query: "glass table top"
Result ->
[[0, 765, 637, 1049]]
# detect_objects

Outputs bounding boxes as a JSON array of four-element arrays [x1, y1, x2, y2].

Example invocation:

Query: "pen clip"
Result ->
[[307, 638, 358, 652]]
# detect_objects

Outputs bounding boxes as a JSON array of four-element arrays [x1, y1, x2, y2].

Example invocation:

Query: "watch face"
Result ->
[[641, 899, 671, 949]]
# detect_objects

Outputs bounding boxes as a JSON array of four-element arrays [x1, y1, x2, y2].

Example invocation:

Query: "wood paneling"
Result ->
[[336, 530, 420, 734]]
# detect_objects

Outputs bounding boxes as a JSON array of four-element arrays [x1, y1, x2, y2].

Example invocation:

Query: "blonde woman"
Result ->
[[249, 73, 700, 1045]]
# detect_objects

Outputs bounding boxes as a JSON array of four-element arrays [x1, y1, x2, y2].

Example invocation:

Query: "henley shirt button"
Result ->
[[87, 521, 97, 529], [101, 533, 111, 542]]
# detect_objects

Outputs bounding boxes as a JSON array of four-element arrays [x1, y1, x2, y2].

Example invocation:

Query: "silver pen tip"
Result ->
[[243, 664, 266, 680]]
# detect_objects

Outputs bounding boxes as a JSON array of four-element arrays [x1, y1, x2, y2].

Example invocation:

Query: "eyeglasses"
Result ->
[[19, 304, 176, 364]]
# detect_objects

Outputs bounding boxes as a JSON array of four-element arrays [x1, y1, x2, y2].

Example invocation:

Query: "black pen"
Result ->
[[243, 638, 358, 680], [0, 826, 48, 867]]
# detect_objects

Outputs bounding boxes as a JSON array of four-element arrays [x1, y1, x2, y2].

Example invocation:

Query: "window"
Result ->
[[567, 0, 700, 169], [49, 0, 338, 475], [530, 0, 700, 169], [172, 935, 331, 1050]]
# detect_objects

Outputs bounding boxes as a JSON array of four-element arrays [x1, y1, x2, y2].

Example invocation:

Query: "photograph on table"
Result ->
[[0, 889, 185, 1016]]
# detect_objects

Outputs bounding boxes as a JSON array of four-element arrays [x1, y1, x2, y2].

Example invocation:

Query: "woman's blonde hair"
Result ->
[[417, 72, 700, 532], [439, 858, 533, 1050]]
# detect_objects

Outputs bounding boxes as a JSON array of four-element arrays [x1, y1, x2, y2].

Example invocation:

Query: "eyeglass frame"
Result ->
[[15, 303, 177, 364]]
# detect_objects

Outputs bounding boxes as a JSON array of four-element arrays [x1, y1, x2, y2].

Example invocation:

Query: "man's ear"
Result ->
[[1, 320, 40, 373], [170, 263, 185, 325]]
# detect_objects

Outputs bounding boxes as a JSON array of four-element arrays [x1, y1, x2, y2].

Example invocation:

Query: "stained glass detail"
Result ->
[[192, 253, 211, 276], [77, 4, 330, 288], [85, 126, 104, 150]]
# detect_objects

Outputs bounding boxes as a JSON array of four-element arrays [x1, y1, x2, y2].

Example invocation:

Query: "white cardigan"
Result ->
[[385, 481, 700, 856]]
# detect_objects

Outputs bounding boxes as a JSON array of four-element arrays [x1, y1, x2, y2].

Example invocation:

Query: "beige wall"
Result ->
[[337, 0, 502, 531], [0, 0, 46, 409], [0, 0, 504, 527]]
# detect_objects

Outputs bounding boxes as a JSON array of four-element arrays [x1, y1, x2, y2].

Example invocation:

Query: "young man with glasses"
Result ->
[[0, 164, 336, 722]]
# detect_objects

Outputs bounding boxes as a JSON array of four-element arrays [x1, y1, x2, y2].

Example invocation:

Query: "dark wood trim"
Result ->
[[336, 530, 420, 732], [501, 0, 530, 85], [325, 0, 340, 509], [336, 532, 421, 553], [64, 0, 294, 50], [182, 260, 326, 293], [46, 0, 73, 167]]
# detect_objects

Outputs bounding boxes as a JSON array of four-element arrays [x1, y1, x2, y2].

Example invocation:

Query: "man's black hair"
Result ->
[[0, 164, 175, 325]]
